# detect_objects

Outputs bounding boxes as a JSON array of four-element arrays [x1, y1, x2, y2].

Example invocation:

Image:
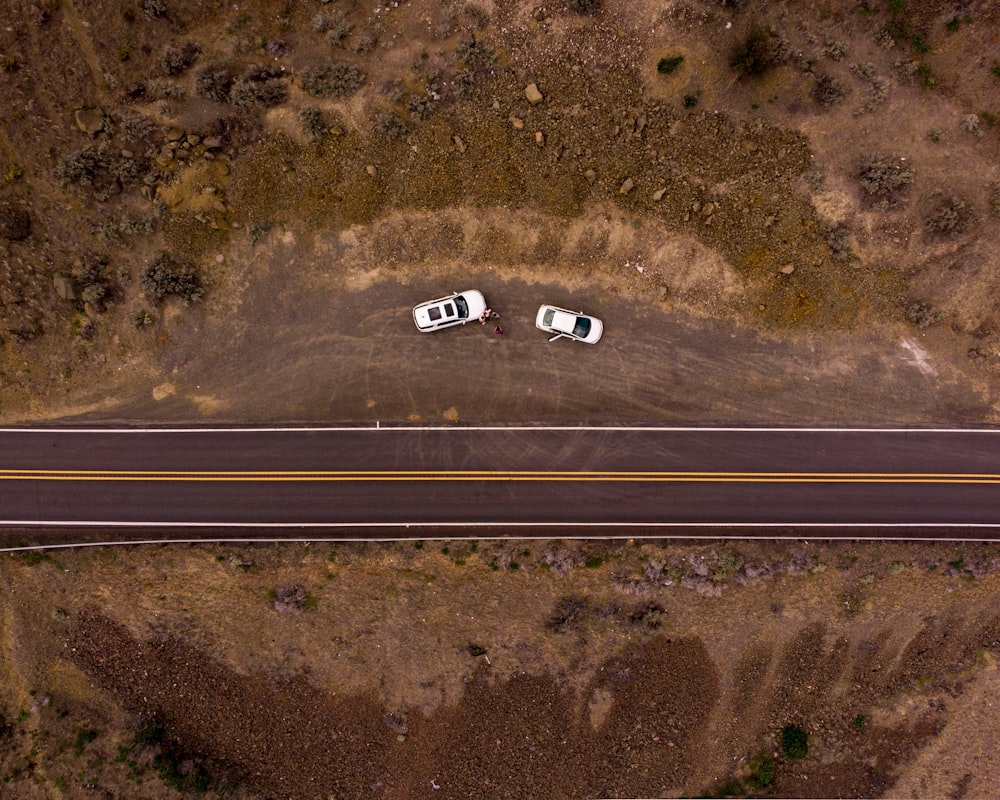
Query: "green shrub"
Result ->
[[657, 55, 684, 75], [747, 751, 776, 790], [992, 64, 1000, 79], [195, 66, 234, 102], [567, 0, 601, 14], [375, 110, 409, 140], [925, 194, 974, 235], [299, 106, 328, 140], [781, 725, 808, 760], [456, 37, 496, 69], [300, 63, 366, 98], [161, 41, 200, 75], [73, 728, 98, 756], [683, 93, 698, 108], [140, 252, 203, 304], [857, 154, 913, 200], [905, 301, 940, 329]]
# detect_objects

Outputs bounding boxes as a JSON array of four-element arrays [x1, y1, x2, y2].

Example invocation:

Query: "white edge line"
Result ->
[[2, 521, 998, 528], [3, 533, 1000, 553], [0, 425, 998, 434]]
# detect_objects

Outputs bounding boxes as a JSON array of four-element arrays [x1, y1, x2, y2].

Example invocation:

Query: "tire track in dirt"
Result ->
[[58, 0, 111, 106]]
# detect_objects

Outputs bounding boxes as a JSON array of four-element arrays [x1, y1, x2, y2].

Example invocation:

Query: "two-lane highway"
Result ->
[[1, 426, 999, 537]]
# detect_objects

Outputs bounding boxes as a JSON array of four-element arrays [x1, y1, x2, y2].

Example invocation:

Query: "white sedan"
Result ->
[[412, 290, 487, 332], [535, 304, 603, 344]]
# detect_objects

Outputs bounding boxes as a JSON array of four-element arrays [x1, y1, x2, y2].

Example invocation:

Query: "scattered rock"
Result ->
[[692, 200, 701, 213], [53, 274, 77, 301], [186, 134, 201, 146], [653, 188, 666, 201], [619, 177, 634, 195], [779, 264, 795, 275], [702, 202, 715, 216], [453, 135, 466, 153], [535, 131, 544, 145], [525, 83, 544, 104], [584, 169, 597, 184], [74, 108, 105, 136], [366, 165, 377, 177], [510, 116, 524, 130], [165, 127, 184, 142], [202, 136, 222, 149]]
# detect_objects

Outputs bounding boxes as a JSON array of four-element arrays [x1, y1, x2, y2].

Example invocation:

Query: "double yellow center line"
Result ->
[[2, 470, 1000, 483]]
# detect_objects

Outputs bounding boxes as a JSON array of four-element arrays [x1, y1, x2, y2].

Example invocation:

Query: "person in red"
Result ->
[[493, 325, 503, 336]]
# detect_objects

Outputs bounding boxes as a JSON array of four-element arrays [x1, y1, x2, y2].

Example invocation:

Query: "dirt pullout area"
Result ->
[[1, 0, 999, 423], [0, 540, 999, 798]]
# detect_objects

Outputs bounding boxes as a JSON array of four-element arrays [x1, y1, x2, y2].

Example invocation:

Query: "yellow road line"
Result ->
[[1, 470, 999, 483]]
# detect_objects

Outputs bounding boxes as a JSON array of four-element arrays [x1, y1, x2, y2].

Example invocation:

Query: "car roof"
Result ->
[[550, 309, 580, 334]]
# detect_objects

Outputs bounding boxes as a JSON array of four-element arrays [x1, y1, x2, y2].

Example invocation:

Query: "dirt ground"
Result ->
[[0, 0, 998, 423], [3, 540, 1000, 799], [2, 0, 1000, 797]]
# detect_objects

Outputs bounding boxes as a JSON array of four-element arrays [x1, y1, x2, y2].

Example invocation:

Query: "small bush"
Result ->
[[925, 195, 974, 235], [825, 224, 852, 259], [857, 154, 913, 200], [143, 0, 166, 19], [375, 110, 409, 140], [195, 66, 234, 102], [140, 252, 203, 304], [567, 0, 601, 14], [456, 37, 496, 70], [812, 73, 846, 106], [299, 107, 328, 140], [133, 309, 155, 328], [747, 751, 775, 790], [992, 64, 1000, 79], [657, 55, 684, 75], [230, 76, 287, 109], [683, 93, 698, 108], [905, 301, 940, 329], [300, 63, 366, 98], [161, 41, 199, 75], [730, 25, 775, 77], [271, 584, 314, 612], [781, 725, 808, 760], [0, 202, 31, 241], [406, 93, 434, 120], [547, 595, 590, 632], [118, 113, 157, 143], [73, 729, 98, 756], [146, 78, 186, 100]]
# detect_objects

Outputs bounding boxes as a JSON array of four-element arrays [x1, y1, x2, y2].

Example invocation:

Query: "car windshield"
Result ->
[[572, 317, 592, 338], [454, 296, 469, 318]]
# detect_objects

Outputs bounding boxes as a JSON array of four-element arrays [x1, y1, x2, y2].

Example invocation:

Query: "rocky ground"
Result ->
[[2, 0, 1000, 797], [3, 540, 1000, 799]]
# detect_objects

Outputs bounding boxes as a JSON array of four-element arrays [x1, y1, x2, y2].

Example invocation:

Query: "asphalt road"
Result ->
[[1, 426, 998, 539]]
